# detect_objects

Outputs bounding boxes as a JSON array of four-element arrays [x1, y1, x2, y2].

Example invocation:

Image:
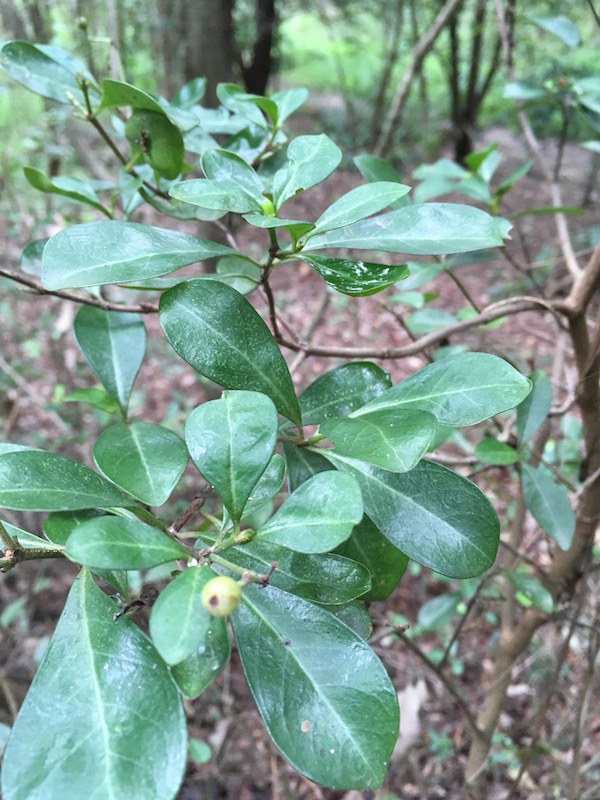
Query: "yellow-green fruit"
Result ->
[[260, 197, 276, 217], [124, 108, 184, 180], [201, 576, 242, 618]]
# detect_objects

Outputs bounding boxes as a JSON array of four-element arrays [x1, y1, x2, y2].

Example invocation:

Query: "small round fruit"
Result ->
[[260, 197, 276, 217], [201, 576, 242, 618]]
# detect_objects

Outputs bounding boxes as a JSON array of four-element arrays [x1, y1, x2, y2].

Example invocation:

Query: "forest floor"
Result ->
[[1, 119, 599, 800]]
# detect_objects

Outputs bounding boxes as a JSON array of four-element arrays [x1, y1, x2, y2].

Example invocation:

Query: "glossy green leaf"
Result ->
[[321, 408, 436, 472], [42, 221, 235, 290], [0, 570, 186, 800], [0, 41, 99, 105], [65, 517, 188, 569], [325, 454, 499, 578], [231, 583, 399, 789], [257, 471, 363, 553], [169, 173, 264, 215], [185, 391, 278, 522], [506, 570, 553, 614], [299, 362, 392, 426], [189, 738, 212, 764], [74, 306, 146, 415], [283, 443, 333, 492], [353, 156, 410, 207], [93, 422, 188, 506], [517, 370, 552, 446], [335, 516, 408, 601], [475, 437, 519, 466], [304, 204, 511, 254], [125, 109, 184, 180], [297, 255, 409, 296], [0, 451, 131, 511], [271, 87, 309, 124], [417, 593, 461, 631], [521, 463, 575, 550], [354, 353, 531, 426], [171, 614, 230, 699], [199, 536, 371, 604], [19, 238, 47, 277], [150, 566, 216, 665], [23, 168, 111, 216], [159, 279, 302, 427], [273, 134, 342, 209], [398, 260, 445, 290], [311, 182, 411, 234]]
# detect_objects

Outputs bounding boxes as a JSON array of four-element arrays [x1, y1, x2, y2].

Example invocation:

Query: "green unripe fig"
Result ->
[[124, 108, 184, 180], [201, 575, 242, 617]]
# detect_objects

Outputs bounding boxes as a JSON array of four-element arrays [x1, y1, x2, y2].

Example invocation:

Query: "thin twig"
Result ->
[[0, 267, 159, 314]]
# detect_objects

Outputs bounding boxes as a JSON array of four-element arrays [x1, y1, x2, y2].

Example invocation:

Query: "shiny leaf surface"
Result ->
[[257, 471, 363, 553], [65, 517, 188, 569], [231, 583, 398, 789], [299, 362, 392, 426], [273, 134, 342, 209], [326, 454, 499, 578], [355, 352, 531, 426], [0, 570, 186, 800], [93, 422, 188, 506], [321, 408, 436, 472], [311, 182, 411, 234], [185, 391, 278, 522], [42, 221, 235, 290], [303, 204, 511, 254], [0, 450, 131, 511], [170, 615, 230, 699], [298, 255, 409, 296], [159, 279, 301, 427]]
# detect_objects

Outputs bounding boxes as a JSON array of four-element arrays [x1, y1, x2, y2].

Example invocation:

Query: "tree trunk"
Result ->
[[242, 0, 276, 96]]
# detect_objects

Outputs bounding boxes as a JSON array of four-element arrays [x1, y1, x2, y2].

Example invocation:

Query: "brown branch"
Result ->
[[0, 267, 159, 314], [276, 296, 560, 360]]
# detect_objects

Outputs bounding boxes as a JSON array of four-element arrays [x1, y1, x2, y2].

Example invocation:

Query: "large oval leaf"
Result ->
[[185, 391, 278, 523], [0, 450, 132, 511], [65, 517, 189, 569], [299, 362, 392, 426], [231, 583, 399, 789], [297, 255, 409, 296], [321, 408, 436, 472], [159, 279, 302, 427], [256, 471, 363, 553], [74, 306, 146, 415], [0, 570, 186, 800], [354, 352, 531, 426], [303, 203, 511, 255], [325, 453, 499, 578], [42, 221, 235, 290], [150, 566, 216, 665], [93, 422, 188, 506]]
